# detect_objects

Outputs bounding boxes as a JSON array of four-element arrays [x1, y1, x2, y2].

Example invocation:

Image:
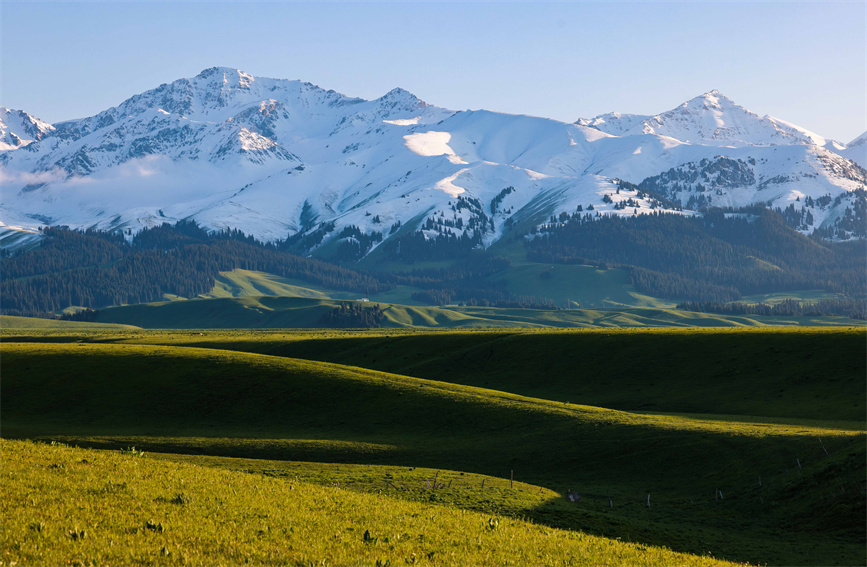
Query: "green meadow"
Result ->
[[3, 439, 744, 567], [44, 295, 867, 329], [2, 327, 865, 565]]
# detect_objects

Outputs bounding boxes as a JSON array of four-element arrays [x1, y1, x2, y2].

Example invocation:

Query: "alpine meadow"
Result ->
[[2, 4, 867, 564]]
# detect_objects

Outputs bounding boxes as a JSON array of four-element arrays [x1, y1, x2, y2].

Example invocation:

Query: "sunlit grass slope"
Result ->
[[201, 268, 856, 312], [3, 439, 744, 567], [0, 315, 138, 330], [204, 269, 431, 307], [3, 340, 864, 565], [85, 327, 866, 423], [3, 341, 860, 488], [206, 270, 330, 299], [481, 262, 675, 308]]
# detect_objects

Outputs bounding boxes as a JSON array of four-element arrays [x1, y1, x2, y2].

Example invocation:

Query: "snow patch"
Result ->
[[403, 131, 467, 164], [384, 117, 421, 126], [434, 168, 469, 198]]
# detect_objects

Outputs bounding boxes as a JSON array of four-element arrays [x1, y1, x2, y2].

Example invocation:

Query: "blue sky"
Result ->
[[2, 1, 865, 142]]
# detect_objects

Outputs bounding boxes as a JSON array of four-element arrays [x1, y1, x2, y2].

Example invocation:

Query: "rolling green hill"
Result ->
[[478, 262, 673, 308], [71, 294, 867, 329], [0, 315, 139, 330], [3, 439, 745, 567], [101, 327, 863, 423], [3, 339, 865, 565], [205, 270, 332, 299], [200, 266, 665, 309]]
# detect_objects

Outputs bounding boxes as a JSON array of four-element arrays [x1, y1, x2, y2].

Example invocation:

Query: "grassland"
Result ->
[[20, 326, 859, 422], [2, 327, 866, 565], [166, 270, 860, 316], [41, 293, 866, 329], [7, 266, 858, 330], [203, 268, 856, 315], [0, 315, 139, 330], [3, 439, 749, 567]]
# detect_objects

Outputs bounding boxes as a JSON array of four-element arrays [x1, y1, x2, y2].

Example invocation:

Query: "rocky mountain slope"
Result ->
[[0, 107, 55, 151]]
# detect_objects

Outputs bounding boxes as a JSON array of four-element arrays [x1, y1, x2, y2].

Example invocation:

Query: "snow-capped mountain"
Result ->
[[839, 131, 867, 168], [0, 107, 55, 151], [579, 90, 838, 149], [1, 69, 864, 257]]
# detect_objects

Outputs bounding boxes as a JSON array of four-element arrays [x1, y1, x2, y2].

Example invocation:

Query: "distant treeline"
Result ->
[[0, 222, 386, 317], [525, 207, 866, 302], [677, 298, 867, 320], [411, 288, 558, 309], [0, 223, 542, 316], [4, 205, 865, 317], [319, 301, 386, 328]]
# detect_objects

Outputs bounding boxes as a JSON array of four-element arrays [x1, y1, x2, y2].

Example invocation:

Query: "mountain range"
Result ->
[[2, 67, 865, 257]]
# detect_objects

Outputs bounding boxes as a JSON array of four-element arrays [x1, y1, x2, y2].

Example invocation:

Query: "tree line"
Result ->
[[1, 223, 533, 317], [676, 298, 866, 320], [319, 302, 386, 328], [4, 206, 863, 317], [525, 207, 865, 302], [1, 223, 387, 317]]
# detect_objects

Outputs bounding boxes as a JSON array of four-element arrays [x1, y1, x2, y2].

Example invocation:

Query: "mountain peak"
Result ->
[[0, 106, 55, 150], [684, 89, 737, 110], [702, 89, 725, 98], [375, 87, 427, 111], [194, 66, 255, 89], [381, 87, 422, 101], [196, 66, 244, 79]]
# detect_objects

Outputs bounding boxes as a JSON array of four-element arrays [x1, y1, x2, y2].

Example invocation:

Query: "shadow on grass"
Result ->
[[7, 431, 865, 567]]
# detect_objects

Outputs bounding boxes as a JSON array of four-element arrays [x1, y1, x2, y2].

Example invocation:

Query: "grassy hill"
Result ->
[[3, 439, 746, 567], [0, 315, 139, 330], [74, 294, 867, 329], [478, 262, 673, 308], [205, 270, 333, 300], [2, 338, 865, 565], [198, 266, 659, 309], [96, 327, 863, 423]]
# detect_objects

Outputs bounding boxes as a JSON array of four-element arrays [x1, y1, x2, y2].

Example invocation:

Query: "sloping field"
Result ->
[[61, 327, 865, 423], [0, 315, 138, 330], [63, 295, 867, 328], [205, 270, 333, 300], [2, 439, 742, 567], [2, 338, 865, 565], [204, 268, 856, 312]]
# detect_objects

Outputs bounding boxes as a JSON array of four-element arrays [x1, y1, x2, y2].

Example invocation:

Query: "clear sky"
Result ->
[[2, 1, 865, 143]]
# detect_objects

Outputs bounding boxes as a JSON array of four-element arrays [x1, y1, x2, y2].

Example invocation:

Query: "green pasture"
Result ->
[[9, 265, 861, 330], [4, 439, 748, 567], [735, 290, 847, 305], [205, 270, 332, 300], [2, 336, 865, 565], [30, 326, 861, 423], [0, 315, 138, 330], [31, 294, 866, 329], [201, 268, 864, 318], [480, 262, 674, 308]]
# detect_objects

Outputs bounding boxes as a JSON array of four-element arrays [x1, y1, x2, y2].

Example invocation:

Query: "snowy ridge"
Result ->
[[838, 131, 867, 168], [1, 69, 865, 255], [579, 91, 811, 148], [0, 107, 55, 151]]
